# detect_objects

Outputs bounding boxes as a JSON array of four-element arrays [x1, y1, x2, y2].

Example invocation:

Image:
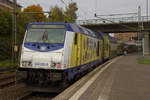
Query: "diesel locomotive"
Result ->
[[17, 22, 134, 92]]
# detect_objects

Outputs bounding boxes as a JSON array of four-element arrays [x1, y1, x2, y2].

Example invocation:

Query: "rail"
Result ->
[[0, 72, 16, 89], [0, 67, 16, 74]]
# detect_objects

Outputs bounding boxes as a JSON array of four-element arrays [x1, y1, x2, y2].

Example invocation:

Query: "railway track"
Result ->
[[0, 83, 29, 100], [0, 67, 18, 89], [0, 83, 57, 100], [0, 67, 57, 100], [0, 72, 16, 89], [18, 92, 57, 100]]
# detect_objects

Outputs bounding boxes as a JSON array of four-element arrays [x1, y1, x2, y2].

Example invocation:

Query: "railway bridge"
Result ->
[[76, 16, 150, 55]]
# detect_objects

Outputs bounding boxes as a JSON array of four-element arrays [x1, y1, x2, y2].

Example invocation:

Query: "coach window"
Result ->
[[74, 33, 78, 45]]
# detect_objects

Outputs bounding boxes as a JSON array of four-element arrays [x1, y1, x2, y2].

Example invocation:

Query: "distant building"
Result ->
[[114, 32, 138, 42], [0, 0, 21, 10]]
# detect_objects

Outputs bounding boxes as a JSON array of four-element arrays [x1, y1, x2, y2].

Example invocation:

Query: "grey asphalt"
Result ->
[[78, 54, 150, 100]]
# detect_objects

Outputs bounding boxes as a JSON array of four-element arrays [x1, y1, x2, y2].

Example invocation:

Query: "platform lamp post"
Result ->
[[138, 6, 142, 54], [12, 0, 18, 63], [146, 0, 148, 20]]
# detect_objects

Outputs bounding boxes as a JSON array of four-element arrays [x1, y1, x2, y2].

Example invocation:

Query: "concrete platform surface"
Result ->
[[74, 54, 150, 100]]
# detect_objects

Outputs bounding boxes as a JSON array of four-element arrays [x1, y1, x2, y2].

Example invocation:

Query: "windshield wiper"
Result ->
[[42, 29, 48, 43]]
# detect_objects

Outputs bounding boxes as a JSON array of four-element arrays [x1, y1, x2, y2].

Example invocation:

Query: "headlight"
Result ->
[[40, 46, 46, 51], [50, 62, 56, 68], [22, 61, 32, 67], [50, 61, 61, 68]]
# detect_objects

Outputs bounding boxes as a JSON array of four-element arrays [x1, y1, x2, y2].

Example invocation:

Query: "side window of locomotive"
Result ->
[[97, 41, 100, 56], [87, 38, 89, 49], [84, 39, 86, 49], [74, 33, 78, 45]]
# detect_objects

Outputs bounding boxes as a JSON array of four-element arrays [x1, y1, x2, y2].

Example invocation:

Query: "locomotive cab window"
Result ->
[[25, 24, 66, 44]]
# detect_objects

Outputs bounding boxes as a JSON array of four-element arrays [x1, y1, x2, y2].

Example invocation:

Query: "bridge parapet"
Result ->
[[76, 16, 150, 25]]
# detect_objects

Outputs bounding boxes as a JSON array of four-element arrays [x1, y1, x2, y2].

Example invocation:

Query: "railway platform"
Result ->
[[54, 53, 150, 100]]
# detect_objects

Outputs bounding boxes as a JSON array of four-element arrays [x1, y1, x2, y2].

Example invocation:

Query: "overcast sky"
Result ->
[[17, 0, 149, 20]]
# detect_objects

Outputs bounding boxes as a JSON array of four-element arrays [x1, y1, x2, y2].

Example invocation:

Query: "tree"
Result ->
[[17, 12, 30, 44], [23, 4, 46, 22], [0, 14, 9, 36], [49, 6, 65, 22], [0, 8, 12, 36], [48, 2, 78, 22], [0, 8, 12, 60], [64, 2, 78, 22]]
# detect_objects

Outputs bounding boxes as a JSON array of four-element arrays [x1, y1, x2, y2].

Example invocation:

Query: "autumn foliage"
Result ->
[[23, 4, 46, 22]]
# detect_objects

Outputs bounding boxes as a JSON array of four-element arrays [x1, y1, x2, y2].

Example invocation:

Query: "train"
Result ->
[[17, 22, 136, 92]]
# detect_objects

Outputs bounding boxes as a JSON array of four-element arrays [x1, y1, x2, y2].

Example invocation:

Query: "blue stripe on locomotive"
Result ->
[[24, 42, 64, 52]]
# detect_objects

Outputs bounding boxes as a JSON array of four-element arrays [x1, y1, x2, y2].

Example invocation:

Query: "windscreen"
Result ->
[[25, 24, 66, 44]]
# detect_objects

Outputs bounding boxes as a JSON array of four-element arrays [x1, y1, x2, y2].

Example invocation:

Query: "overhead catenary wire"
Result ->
[[60, 0, 68, 7], [22, 11, 50, 14]]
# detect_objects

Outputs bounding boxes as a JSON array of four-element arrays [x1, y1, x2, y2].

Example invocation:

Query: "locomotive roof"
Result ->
[[92, 31, 104, 40], [28, 22, 103, 40]]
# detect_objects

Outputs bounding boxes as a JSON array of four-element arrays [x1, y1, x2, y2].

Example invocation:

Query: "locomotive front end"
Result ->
[[18, 23, 69, 92], [20, 23, 66, 70]]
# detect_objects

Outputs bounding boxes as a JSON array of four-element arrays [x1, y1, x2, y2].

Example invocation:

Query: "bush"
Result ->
[[0, 38, 12, 60]]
